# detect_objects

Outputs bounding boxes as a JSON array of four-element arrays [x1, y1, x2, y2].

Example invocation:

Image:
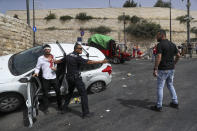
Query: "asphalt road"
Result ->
[[0, 58, 197, 131]]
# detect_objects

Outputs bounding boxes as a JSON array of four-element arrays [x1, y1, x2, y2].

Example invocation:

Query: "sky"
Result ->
[[0, 0, 197, 14]]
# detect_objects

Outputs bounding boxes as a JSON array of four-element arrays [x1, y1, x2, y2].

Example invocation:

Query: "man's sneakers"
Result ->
[[82, 112, 94, 119], [151, 102, 179, 112], [169, 102, 179, 109], [150, 105, 162, 112]]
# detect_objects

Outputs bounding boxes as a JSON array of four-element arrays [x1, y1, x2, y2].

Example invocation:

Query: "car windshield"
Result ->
[[9, 46, 43, 76]]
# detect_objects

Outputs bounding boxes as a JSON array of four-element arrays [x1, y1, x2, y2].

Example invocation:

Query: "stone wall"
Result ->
[[0, 13, 32, 56], [6, 7, 197, 51]]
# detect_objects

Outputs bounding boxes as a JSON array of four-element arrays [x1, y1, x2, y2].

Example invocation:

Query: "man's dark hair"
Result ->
[[74, 42, 81, 50], [158, 30, 166, 37], [43, 44, 51, 49]]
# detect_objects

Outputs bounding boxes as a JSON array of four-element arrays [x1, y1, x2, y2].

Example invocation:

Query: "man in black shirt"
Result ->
[[56, 43, 108, 118], [151, 30, 180, 112]]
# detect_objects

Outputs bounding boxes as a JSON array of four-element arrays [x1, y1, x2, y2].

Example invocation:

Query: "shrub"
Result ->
[[125, 21, 161, 38], [89, 26, 111, 34], [191, 27, 197, 35], [176, 15, 187, 24], [79, 27, 89, 31], [60, 15, 73, 22], [123, 0, 137, 7], [118, 15, 130, 21], [103, 17, 108, 20], [46, 26, 57, 30], [13, 14, 19, 19], [44, 13, 56, 21], [130, 15, 141, 24], [75, 13, 93, 21]]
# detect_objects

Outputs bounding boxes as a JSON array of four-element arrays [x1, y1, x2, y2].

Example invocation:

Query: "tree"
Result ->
[[125, 21, 161, 38], [123, 0, 137, 7], [154, 0, 171, 8]]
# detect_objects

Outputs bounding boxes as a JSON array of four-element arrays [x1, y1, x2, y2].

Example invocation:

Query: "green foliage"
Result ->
[[118, 15, 130, 21], [154, 0, 171, 8], [130, 15, 141, 24], [176, 15, 187, 24], [13, 14, 19, 19], [89, 26, 111, 34], [191, 27, 197, 34], [44, 13, 56, 21], [125, 21, 161, 38], [60, 15, 73, 22], [75, 13, 93, 21], [123, 0, 137, 7], [118, 15, 143, 24]]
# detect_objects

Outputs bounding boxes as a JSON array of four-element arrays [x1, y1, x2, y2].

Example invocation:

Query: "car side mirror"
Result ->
[[19, 78, 29, 83]]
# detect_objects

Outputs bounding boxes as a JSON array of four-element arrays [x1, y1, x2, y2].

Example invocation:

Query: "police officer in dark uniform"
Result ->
[[57, 43, 108, 118]]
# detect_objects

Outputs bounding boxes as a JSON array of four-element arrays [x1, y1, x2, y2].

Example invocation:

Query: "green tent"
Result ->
[[88, 34, 114, 49]]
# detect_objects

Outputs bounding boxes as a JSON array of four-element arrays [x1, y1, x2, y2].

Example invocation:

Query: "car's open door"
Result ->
[[55, 41, 68, 94], [19, 76, 42, 128]]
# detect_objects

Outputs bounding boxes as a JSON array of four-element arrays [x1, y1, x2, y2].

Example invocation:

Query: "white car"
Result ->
[[0, 43, 112, 113]]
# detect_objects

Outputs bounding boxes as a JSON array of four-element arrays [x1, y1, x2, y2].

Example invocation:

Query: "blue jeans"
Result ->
[[157, 70, 178, 107]]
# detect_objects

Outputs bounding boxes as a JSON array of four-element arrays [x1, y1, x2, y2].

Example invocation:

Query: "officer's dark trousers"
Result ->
[[64, 76, 89, 115], [42, 78, 62, 110]]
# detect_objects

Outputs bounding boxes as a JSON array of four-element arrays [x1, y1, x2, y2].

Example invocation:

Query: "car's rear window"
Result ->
[[9, 46, 43, 76]]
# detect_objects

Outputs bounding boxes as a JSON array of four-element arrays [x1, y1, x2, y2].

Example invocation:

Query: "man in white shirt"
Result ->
[[33, 44, 62, 113]]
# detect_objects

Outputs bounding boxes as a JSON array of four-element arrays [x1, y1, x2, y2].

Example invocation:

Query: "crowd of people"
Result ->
[[32, 29, 186, 120]]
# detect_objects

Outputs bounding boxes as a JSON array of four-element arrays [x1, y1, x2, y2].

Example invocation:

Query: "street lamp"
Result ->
[[26, 0, 30, 26], [186, 0, 191, 57], [182, 0, 191, 57], [169, 0, 172, 42], [33, 0, 36, 47]]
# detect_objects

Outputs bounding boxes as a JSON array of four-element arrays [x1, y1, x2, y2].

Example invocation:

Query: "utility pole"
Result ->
[[169, 0, 172, 42], [123, 12, 126, 44], [26, 0, 30, 26], [33, 0, 36, 47], [109, 0, 111, 7], [186, 0, 191, 57]]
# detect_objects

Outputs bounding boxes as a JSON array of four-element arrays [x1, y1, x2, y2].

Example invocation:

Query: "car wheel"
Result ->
[[88, 81, 106, 94], [0, 93, 24, 113]]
